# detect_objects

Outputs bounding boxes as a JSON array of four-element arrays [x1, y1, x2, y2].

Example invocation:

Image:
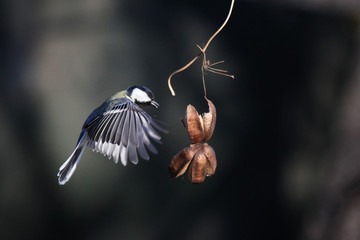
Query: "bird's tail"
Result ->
[[57, 131, 87, 185]]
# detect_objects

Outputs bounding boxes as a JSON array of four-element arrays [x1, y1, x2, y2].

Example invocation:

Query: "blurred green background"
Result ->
[[1, 0, 360, 239]]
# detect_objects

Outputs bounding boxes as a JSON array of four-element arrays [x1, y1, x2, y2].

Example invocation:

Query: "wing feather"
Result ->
[[84, 99, 166, 165], [121, 110, 130, 147], [104, 113, 119, 143], [134, 112, 150, 160], [128, 143, 138, 165], [112, 144, 121, 164], [101, 113, 117, 143], [114, 107, 127, 144], [134, 111, 151, 146], [109, 112, 122, 143], [94, 113, 112, 142], [129, 111, 138, 146], [139, 113, 162, 143], [120, 144, 128, 166]]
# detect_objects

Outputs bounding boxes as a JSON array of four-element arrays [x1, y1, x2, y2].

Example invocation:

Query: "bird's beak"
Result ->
[[151, 100, 159, 108]]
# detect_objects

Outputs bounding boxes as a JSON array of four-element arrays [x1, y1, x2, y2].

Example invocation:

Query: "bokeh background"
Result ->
[[1, 0, 360, 239]]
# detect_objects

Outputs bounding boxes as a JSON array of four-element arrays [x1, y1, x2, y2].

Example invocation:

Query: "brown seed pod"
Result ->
[[169, 98, 217, 183], [201, 143, 217, 176], [184, 98, 216, 143], [168, 143, 202, 178], [202, 98, 217, 142], [188, 143, 217, 183], [168, 146, 196, 178], [169, 142, 217, 183], [185, 105, 205, 143], [188, 150, 208, 183]]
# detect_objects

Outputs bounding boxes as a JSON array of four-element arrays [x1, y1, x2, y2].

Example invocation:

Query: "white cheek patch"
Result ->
[[131, 88, 151, 103]]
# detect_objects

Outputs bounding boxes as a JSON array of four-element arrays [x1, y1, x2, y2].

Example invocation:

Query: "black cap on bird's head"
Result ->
[[126, 85, 159, 108]]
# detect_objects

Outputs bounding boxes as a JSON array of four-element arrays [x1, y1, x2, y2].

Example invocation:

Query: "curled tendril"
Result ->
[[168, 0, 235, 97]]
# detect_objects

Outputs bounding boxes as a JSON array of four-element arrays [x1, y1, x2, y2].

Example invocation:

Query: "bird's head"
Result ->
[[126, 85, 159, 108]]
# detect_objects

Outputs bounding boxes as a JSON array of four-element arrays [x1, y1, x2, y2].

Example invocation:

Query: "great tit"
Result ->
[[57, 85, 167, 185]]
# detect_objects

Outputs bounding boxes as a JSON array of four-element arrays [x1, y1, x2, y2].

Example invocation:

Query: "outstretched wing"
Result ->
[[85, 99, 167, 166]]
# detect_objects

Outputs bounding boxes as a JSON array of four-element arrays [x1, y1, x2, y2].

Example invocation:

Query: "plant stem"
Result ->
[[168, 0, 235, 96]]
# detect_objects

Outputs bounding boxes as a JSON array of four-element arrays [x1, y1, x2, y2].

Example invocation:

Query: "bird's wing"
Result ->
[[85, 100, 167, 166]]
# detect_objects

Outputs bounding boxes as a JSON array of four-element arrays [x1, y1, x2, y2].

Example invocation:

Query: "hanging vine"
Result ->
[[167, 0, 235, 97], [167, 0, 235, 183]]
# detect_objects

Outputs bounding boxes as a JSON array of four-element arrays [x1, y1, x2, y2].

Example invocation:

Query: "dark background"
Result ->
[[1, 0, 360, 239]]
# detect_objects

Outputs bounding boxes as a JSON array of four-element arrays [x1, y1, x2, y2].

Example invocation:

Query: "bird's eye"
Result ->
[[147, 92, 154, 99]]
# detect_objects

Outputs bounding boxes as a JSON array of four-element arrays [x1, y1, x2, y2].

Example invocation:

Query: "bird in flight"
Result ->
[[57, 85, 167, 185]]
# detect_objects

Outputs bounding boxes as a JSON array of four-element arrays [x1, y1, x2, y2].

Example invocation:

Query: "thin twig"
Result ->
[[168, 0, 235, 96], [202, 0, 235, 54], [168, 53, 202, 96]]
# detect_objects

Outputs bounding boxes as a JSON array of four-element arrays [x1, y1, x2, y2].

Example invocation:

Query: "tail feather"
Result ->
[[58, 131, 87, 185]]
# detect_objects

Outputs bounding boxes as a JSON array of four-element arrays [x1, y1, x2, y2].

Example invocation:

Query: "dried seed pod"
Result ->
[[185, 105, 205, 143], [169, 98, 217, 183], [184, 98, 216, 143], [168, 147, 194, 178], [187, 143, 216, 183], [202, 98, 217, 142], [201, 143, 217, 175], [168, 143, 202, 178], [169, 142, 217, 183], [188, 151, 208, 183]]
